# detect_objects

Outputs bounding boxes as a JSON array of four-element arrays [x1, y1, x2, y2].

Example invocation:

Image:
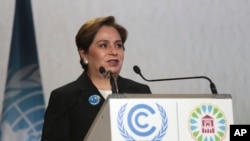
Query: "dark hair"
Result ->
[[75, 16, 128, 70]]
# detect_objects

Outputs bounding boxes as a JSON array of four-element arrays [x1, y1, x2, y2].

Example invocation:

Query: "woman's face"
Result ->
[[80, 25, 125, 77]]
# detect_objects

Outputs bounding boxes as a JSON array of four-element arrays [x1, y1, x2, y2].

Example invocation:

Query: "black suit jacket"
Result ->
[[41, 71, 151, 141]]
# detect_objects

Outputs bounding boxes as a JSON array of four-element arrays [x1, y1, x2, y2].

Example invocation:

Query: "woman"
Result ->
[[41, 16, 151, 141]]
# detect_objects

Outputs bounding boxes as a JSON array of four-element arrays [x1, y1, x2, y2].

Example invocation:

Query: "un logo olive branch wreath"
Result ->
[[117, 103, 168, 141]]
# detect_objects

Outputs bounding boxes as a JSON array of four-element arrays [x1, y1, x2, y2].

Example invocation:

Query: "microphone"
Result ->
[[99, 66, 107, 77], [133, 65, 218, 94], [109, 72, 118, 94], [99, 66, 118, 94]]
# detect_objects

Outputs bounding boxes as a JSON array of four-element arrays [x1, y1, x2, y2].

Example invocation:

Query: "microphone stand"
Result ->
[[109, 72, 118, 94], [99, 66, 118, 94], [133, 65, 218, 94]]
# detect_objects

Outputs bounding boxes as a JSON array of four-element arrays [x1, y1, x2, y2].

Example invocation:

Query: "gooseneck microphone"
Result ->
[[133, 65, 218, 94], [99, 66, 107, 77], [99, 66, 118, 94], [109, 72, 118, 94]]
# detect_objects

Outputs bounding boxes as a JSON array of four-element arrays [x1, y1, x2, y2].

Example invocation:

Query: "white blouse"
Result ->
[[99, 90, 112, 99]]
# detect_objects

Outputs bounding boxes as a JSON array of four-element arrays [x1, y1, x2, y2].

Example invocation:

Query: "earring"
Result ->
[[84, 60, 88, 64]]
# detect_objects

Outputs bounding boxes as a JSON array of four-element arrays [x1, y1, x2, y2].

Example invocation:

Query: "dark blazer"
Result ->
[[41, 71, 151, 141]]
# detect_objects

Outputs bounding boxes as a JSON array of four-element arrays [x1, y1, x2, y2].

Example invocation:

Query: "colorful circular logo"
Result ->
[[188, 104, 227, 141]]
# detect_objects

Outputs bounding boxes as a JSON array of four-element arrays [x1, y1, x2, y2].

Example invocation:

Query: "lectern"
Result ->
[[84, 94, 234, 141]]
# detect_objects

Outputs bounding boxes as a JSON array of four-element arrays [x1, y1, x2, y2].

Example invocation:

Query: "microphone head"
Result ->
[[99, 66, 105, 74], [133, 65, 141, 74]]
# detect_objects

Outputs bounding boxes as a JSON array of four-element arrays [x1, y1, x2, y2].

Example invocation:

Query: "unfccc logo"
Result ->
[[117, 103, 168, 140]]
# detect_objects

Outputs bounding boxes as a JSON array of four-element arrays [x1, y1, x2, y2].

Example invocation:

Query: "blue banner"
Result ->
[[0, 0, 45, 141]]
